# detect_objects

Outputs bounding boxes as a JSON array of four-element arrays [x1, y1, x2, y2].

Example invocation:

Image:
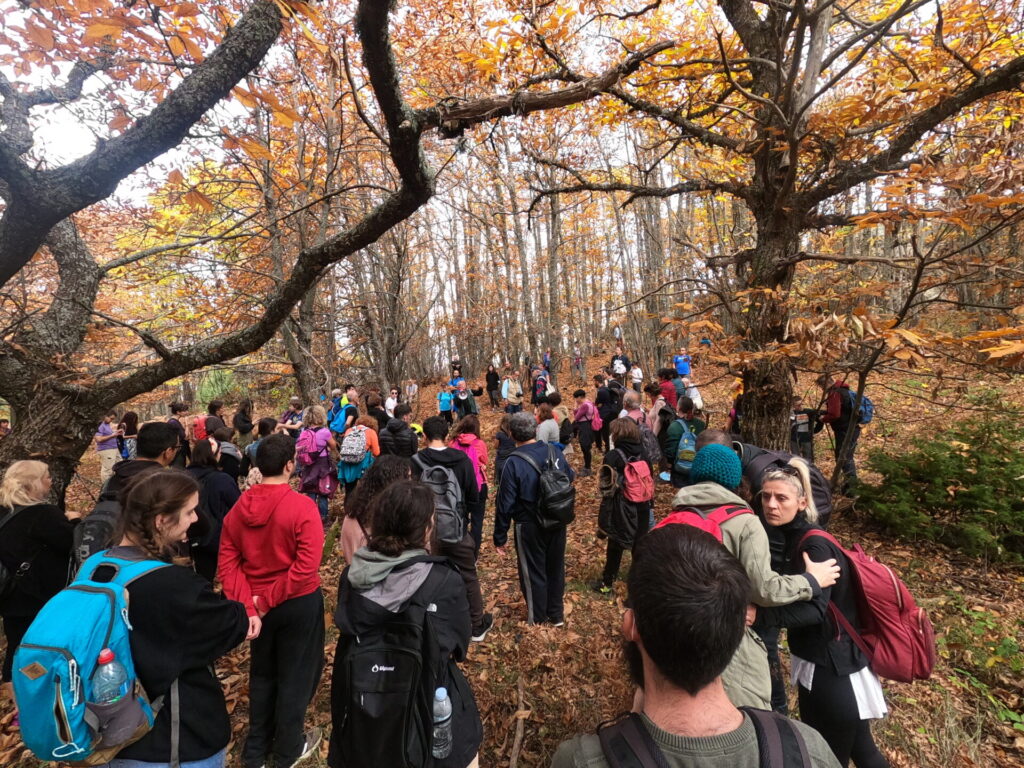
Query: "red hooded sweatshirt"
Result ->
[[218, 482, 323, 618]]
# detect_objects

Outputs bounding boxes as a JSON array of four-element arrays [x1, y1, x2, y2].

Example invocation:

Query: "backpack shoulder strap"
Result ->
[[741, 708, 812, 768], [0, 504, 27, 534], [597, 713, 670, 768], [706, 504, 751, 525], [512, 448, 543, 476]]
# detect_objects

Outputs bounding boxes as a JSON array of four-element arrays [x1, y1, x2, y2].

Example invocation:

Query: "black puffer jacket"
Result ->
[[0, 503, 76, 617], [378, 418, 419, 457]]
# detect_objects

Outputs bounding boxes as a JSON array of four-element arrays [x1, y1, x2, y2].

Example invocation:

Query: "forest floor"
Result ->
[[2, 363, 1023, 767]]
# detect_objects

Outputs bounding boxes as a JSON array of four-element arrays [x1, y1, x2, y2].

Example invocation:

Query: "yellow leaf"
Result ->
[[236, 135, 274, 162], [168, 34, 186, 57]]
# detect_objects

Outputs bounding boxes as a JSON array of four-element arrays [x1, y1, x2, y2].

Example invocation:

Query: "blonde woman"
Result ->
[[0, 461, 80, 711]]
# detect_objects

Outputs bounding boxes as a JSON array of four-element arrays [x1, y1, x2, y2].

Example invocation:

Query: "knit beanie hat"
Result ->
[[690, 443, 742, 490]]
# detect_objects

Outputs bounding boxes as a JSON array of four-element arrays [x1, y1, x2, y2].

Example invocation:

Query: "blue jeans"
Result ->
[[106, 748, 226, 768], [505, 403, 522, 414], [305, 492, 329, 526]]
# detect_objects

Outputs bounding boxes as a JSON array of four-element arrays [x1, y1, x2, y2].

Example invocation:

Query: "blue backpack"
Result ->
[[672, 419, 697, 475], [13, 551, 172, 765], [843, 389, 875, 425]]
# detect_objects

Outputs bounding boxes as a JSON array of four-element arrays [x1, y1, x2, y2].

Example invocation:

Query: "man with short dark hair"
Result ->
[[277, 396, 304, 436], [550, 525, 840, 768], [379, 402, 419, 457], [204, 400, 227, 434], [220, 433, 325, 768], [168, 401, 191, 467], [104, 421, 179, 498], [414, 416, 491, 641], [494, 412, 574, 626]]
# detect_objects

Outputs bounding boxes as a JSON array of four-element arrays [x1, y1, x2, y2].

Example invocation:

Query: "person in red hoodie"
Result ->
[[449, 414, 490, 556], [219, 433, 325, 768]]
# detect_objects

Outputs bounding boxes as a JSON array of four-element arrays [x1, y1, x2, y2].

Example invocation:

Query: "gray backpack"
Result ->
[[411, 455, 465, 544]]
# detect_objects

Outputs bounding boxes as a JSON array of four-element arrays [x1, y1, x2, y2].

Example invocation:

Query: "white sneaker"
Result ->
[[289, 727, 322, 767]]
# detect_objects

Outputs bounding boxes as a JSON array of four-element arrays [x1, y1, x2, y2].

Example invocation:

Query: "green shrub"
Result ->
[[859, 395, 1024, 561]]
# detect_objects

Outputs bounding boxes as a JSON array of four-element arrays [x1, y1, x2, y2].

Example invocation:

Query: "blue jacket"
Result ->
[[493, 441, 575, 547]]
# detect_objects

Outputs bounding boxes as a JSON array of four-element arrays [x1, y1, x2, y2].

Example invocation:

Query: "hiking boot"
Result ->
[[590, 580, 612, 596], [288, 726, 322, 767], [471, 613, 494, 642]]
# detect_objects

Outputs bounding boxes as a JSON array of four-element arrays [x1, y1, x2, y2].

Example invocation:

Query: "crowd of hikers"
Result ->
[[0, 344, 931, 768]]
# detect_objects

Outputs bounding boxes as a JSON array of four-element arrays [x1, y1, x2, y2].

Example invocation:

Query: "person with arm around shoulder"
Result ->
[[752, 468, 890, 768], [549, 524, 840, 768]]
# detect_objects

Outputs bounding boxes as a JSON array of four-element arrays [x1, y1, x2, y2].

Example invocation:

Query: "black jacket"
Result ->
[[413, 448, 480, 507], [493, 430, 516, 485], [595, 385, 615, 420], [331, 556, 481, 768], [753, 517, 868, 676], [368, 406, 390, 433], [114, 547, 248, 763], [379, 418, 419, 458], [485, 371, 500, 391], [204, 414, 227, 435], [599, 441, 650, 548], [0, 504, 76, 617], [232, 410, 254, 437], [494, 441, 574, 547], [185, 466, 241, 582], [105, 458, 165, 501]]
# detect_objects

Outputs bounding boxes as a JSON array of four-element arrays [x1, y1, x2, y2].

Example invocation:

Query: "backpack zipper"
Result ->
[[20, 645, 81, 707]]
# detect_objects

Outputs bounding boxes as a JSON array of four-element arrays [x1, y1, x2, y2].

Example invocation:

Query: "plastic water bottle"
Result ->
[[93, 649, 130, 704], [431, 687, 453, 759]]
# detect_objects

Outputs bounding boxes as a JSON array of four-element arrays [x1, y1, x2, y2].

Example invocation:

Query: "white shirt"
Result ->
[[630, 367, 643, 384], [385, 396, 398, 417]]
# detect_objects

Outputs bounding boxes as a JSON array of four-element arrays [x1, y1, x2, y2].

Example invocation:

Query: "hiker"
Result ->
[[658, 444, 841, 709], [437, 385, 456, 426], [535, 403, 561, 445], [330, 384, 360, 435], [337, 416, 380, 498], [213, 427, 241, 482], [791, 395, 818, 462], [494, 412, 575, 626], [629, 362, 643, 393], [298, 405, 338, 527], [594, 374, 615, 452], [502, 369, 524, 414], [531, 368, 550, 406], [94, 411, 123, 485], [186, 437, 241, 582], [219, 433, 326, 768], [572, 344, 585, 380], [681, 375, 704, 411], [203, 400, 228, 436], [550, 524, 839, 768], [610, 346, 630, 379], [168, 401, 191, 467], [485, 364, 501, 409], [818, 375, 864, 492], [233, 398, 256, 449], [328, 481, 483, 768], [239, 417, 278, 483], [493, 413, 516, 486], [0, 461, 80, 713], [119, 411, 139, 460], [572, 388, 599, 477], [277, 396, 304, 436], [327, 388, 344, 426], [339, 454, 413, 566], [664, 396, 706, 488], [104, 421, 180, 498], [672, 345, 693, 377], [384, 386, 400, 418], [414, 417, 492, 641], [365, 393, 390, 433], [656, 367, 679, 409], [548, 391, 573, 450], [592, 418, 653, 594], [618, 389, 644, 423], [449, 415, 490, 556], [379, 402, 419, 458], [404, 379, 419, 408], [88, 470, 252, 768], [453, 380, 482, 420], [752, 468, 889, 768]]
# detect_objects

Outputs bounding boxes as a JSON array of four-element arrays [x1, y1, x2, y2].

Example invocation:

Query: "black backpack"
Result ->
[[0, 505, 31, 602], [513, 443, 576, 530], [333, 557, 454, 768], [412, 454, 466, 545], [73, 495, 121, 566], [598, 709, 812, 768], [558, 415, 574, 445], [607, 380, 626, 412]]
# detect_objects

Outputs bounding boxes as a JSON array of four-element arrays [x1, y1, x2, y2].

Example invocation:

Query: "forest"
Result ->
[[0, 0, 1023, 765]]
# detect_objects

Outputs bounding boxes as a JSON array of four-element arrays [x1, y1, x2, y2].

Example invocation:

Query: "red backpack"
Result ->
[[654, 504, 751, 543], [619, 453, 654, 503], [798, 530, 935, 683], [192, 415, 208, 441]]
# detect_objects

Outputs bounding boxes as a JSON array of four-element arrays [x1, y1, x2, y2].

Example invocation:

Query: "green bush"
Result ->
[[859, 397, 1024, 561]]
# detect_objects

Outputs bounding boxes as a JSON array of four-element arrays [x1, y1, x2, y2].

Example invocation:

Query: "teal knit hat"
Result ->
[[690, 443, 742, 489]]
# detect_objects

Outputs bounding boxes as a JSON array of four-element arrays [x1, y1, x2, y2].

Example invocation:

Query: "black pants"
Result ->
[[1, 614, 33, 682], [791, 436, 814, 463], [441, 410, 454, 425], [596, 417, 611, 452], [487, 389, 500, 407], [514, 520, 566, 624], [468, 484, 488, 555], [576, 422, 594, 469], [756, 625, 788, 714], [600, 506, 650, 586], [244, 589, 325, 768], [833, 425, 860, 488], [437, 531, 484, 629], [798, 664, 889, 768]]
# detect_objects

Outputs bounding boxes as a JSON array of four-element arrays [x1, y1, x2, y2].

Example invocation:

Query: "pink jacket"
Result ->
[[449, 433, 489, 490]]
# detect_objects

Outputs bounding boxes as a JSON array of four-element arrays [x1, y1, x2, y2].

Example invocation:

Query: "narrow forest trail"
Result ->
[[1, 363, 1022, 767]]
